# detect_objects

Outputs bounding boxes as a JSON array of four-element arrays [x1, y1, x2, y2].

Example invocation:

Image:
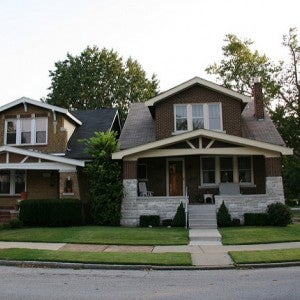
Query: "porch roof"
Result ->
[[112, 128, 293, 160]]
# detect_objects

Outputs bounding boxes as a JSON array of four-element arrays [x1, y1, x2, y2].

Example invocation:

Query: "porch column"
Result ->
[[121, 160, 138, 226], [265, 157, 284, 200], [59, 171, 80, 200]]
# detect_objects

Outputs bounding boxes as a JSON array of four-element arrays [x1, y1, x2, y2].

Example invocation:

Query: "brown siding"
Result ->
[[265, 157, 282, 176], [155, 85, 243, 140], [0, 104, 70, 153], [123, 161, 137, 179]]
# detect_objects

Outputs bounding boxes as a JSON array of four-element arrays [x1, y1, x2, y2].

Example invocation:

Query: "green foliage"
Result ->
[[171, 202, 186, 227], [45, 46, 159, 122], [267, 202, 293, 227], [231, 218, 241, 227], [19, 199, 82, 227], [282, 166, 300, 201], [9, 219, 23, 229], [244, 213, 270, 226], [82, 131, 123, 226], [217, 201, 231, 227], [139, 215, 160, 227]]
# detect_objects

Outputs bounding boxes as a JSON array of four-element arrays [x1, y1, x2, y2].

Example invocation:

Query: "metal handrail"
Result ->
[[185, 186, 189, 229]]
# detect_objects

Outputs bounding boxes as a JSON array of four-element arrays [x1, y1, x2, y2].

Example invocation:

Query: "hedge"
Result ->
[[19, 199, 83, 227], [139, 215, 160, 227], [244, 213, 269, 226]]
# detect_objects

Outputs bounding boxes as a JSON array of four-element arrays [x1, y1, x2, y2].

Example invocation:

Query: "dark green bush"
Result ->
[[19, 199, 83, 227], [171, 202, 186, 227], [231, 218, 241, 227], [162, 219, 172, 227], [217, 201, 231, 227], [244, 213, 270, 226], [267, 202, 292, 227], [9, 219, 23, 228], [139, 215, 160, 227]]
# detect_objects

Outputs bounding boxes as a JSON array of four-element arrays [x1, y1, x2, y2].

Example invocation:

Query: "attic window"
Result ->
[[5, 117, 48, 145], [174, 103, 222, 132]]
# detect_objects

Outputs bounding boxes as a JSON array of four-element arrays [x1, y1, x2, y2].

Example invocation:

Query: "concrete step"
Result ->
[[189, 220, 217, 226], [189, 229, 222, 245]]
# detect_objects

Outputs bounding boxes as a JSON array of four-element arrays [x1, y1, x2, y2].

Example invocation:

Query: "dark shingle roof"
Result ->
[[119, 103, 155, 150], [66, 109, 118, 159], [241, 102, 285, 146]]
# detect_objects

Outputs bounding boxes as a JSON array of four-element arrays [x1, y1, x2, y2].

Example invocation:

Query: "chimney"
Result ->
[[253, 77, 264, 120]]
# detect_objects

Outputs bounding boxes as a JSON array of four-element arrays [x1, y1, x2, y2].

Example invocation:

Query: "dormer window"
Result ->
[[174, 103, 222, 133], [5, 117, 48, 145]]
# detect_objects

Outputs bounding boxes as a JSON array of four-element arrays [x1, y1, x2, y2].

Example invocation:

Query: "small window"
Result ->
[[192, 105, 204, 130], [220, 157, 233, 182], [0, 170, 26, 195], [35, 118, 47, 144], [175, 106, 188, 131], [0, 171, 10, 194], [208, 103, 221, 130], [238, 156, 252, 183], [6, 120, 17, 144], [202, 157, 215, 184], [21, 119, 31, 144]]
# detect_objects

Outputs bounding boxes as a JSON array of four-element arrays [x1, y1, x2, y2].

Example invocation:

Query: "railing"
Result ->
[[185, 186, 189, 229]]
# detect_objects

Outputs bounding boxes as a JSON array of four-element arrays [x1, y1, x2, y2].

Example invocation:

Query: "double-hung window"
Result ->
[[5, 117, 48, 145], [0, 170, 26, 195], [174, 103, 222, 132], [238, 156, 252, 183]]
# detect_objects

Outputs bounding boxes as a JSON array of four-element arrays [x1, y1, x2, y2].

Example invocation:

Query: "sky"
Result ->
[[0, 0, 299, 105]]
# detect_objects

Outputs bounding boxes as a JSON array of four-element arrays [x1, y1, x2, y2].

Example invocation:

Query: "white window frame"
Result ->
[[200, 156, 253, 187], [0, 170, 27, 196], [174, 103, 223, 133], [5, 117, 48, 145]]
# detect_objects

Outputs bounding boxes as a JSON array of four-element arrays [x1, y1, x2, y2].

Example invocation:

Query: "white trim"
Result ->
[[0, 162, 77, 172], [112, 128, 293, 160], [166, 158, 185, 196], [145, 77, 251, 106], [0, 97, 82, 125], [0, 145, 85, 167]]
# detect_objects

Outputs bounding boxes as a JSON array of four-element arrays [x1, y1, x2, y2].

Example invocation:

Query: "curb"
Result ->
[[1, 260, 300, 271]]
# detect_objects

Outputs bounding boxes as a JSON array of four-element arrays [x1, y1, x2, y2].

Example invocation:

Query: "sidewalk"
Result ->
[[0, 241, 299, 267]]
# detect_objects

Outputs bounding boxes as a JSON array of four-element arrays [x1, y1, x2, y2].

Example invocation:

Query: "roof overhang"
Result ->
[[112, 129, 293, 161], [145, 77, 251, 107], [0, 97, 82, 125]]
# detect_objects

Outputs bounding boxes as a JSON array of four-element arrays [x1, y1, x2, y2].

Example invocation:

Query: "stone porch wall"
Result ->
[[215, 177, 284, 223], [121, 179, 187, 226]]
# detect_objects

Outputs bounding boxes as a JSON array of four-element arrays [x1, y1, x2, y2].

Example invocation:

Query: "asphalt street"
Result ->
[[0, 266, 299, 299]]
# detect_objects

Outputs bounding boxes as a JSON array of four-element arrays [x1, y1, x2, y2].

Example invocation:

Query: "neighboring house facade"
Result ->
[[0, 97, 120, 222], [112, 77, 293, 226]]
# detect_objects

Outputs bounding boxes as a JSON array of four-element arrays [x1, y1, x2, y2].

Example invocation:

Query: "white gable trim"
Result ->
[[145, 77, 251, 106], [112, 129, 293, 160], [0, 97, 82, 125], [0, 146, 85, 167]]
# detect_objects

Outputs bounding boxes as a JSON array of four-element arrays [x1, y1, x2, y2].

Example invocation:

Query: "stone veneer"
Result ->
[[214, 176, 284, 223], [121, 179, 188, 226]]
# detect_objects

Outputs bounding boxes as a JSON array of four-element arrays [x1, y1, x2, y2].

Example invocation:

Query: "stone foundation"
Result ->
[[215, 176, 285, 223]]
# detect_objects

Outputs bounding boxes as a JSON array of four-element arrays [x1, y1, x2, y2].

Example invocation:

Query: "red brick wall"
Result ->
[[155, 85, 243, 140]]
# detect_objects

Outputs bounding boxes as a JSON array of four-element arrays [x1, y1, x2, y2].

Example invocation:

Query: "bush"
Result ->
[[231, 218, 241, 227], [267, 202, 292, 227], [139, 215, 160, 227], [19, 199, 83, 227], [217, 201, 231, 227], [171, 202, 186, 227], [162, 219, 172, 227], [9, 219, 23, 228], [244, 213, 270, 226]]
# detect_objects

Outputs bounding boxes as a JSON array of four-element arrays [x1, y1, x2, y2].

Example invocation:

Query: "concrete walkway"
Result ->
[[0, 241, 299, 267]]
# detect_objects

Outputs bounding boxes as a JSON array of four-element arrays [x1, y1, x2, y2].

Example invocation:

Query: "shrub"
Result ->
[[139, 215, 160, 227], [231, 218, 241, 227], [267, 202, 292, 227], [19, 199, 83, 227], [162, 219, 172, 227], [9, 219, 23, 229], [171, 202, 186, 227], [217, 201, 231, 227], [244, 213, 270, 226]]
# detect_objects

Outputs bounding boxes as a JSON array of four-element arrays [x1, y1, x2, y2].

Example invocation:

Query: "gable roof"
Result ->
[[145, 77, 251, 106], [66, 108, 119, 159], [0, 97, 82, 125]]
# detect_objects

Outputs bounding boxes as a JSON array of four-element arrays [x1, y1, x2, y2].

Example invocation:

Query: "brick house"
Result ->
[[0, 97, 120, 222], [112, 77, 293, 226]]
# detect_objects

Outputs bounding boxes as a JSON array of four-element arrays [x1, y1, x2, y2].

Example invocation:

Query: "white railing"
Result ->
[[185, 186, 189, 229]]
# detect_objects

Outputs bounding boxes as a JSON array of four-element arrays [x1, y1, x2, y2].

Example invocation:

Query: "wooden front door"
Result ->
[[168, 160, 184, 196]]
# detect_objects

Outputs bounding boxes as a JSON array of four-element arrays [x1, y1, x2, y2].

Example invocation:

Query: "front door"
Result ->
[[168, 159, 184, 196]]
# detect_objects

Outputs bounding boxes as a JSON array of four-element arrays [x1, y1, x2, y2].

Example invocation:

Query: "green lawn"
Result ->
[[0, 226, 188, 246], [229, 248, 300, 264], [219, 224, 300, 245], [0, 248, 191, 266]]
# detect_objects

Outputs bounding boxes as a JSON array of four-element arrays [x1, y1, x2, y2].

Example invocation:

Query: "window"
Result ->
[[5, 117, 48, 145], [220, 157, 233, 182], [0, 170, 26, 195], [238, 156, 252, 183], [174, 103, 222, 132], [202, 157, 215, 184]]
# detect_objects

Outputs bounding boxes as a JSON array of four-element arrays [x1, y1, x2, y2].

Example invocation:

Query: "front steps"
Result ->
[[188, 204, 221, 245]]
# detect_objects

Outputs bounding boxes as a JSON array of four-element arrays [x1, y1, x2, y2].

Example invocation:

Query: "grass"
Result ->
[[219, 224, 300, 245], [0, 248, 192, 266], [0, 226, 188, 246], [229, 248, 300, 264]]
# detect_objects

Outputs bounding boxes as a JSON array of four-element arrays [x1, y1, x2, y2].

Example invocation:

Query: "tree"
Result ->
[[81, 131, 123, 226], [45, 46, 159, 122]]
